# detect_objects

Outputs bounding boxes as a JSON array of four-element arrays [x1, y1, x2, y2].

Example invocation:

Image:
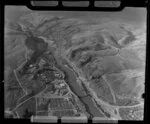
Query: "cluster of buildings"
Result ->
[[36, 83, 81, 117], [16, 54, 83, 117]]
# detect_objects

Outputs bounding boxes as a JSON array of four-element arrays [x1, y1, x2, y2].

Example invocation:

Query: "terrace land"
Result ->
[[5, 10, 145, 120]]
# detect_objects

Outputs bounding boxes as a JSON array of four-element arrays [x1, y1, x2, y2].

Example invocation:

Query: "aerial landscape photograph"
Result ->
[[4, 5, 146, 121]]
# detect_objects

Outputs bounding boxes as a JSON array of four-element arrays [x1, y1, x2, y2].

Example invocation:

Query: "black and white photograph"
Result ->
[[4, 1, 147, 122]]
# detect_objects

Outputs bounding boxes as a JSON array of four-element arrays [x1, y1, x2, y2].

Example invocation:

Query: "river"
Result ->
[[22, 35, 106, 118], [53, 51, 106, 118]]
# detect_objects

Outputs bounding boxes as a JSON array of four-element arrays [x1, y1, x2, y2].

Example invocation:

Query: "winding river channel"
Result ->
[[20, 35, 108, 118]]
